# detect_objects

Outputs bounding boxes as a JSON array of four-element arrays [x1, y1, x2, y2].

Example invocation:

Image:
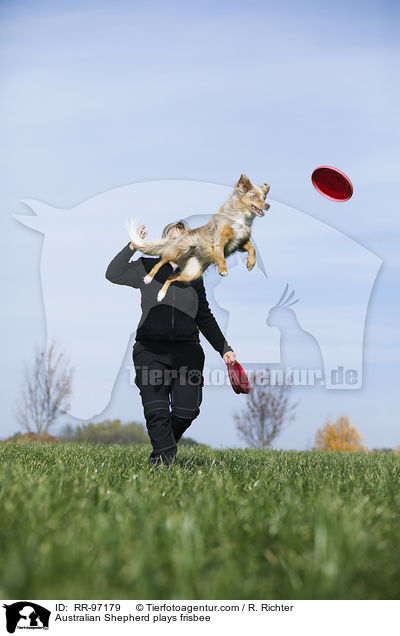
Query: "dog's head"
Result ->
[[234, 173, 270, 217]]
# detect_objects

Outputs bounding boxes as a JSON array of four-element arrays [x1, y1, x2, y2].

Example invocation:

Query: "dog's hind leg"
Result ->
[[156, 257, 203, 302], [241, 239, 256, 270], [143, 247, 184, 284], [143, 256, 170, 284]]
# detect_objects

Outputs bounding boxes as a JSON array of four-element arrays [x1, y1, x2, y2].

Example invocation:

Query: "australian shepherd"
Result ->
[[126, 173, 270, 301]]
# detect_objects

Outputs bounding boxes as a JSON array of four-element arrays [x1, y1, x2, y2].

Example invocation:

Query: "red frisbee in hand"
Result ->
[[226, 360, 251, 394], [311, 166, 353, 202]]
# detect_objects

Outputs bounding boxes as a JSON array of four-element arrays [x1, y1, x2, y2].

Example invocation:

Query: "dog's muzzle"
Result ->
[[251, 203, 269, 216]]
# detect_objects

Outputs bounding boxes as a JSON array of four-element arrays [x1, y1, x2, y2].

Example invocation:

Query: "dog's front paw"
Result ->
[[218, 268, 228, 277], [246, 259, 255, 271], [143, 275, 152, 284], [157, 289, 166, 302]]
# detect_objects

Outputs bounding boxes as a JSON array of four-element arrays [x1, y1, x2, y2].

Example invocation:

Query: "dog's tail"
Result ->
[[125, 219, 169, 255]]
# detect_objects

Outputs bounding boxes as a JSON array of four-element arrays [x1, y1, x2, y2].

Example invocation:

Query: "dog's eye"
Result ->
[[251, 195, 258, 200]]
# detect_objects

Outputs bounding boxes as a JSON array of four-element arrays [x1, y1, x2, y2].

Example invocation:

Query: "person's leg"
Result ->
[[133, 347, 177, 465], [170, 343, 205, 444]]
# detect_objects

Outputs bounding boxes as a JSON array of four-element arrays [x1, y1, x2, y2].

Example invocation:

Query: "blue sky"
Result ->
[[1, 0, 399, 449]]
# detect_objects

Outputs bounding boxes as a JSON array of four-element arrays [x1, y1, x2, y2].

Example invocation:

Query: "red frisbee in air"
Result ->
[[226, 360, 251, 394], [311, 166, 353, 202]]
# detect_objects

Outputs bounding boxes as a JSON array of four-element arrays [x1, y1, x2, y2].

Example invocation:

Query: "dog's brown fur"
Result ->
[[126, 174, 270, 301]]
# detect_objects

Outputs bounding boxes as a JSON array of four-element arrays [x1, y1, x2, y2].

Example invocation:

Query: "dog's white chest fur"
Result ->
[[232, 219, 250, 238], [227, 217, 251, 250]]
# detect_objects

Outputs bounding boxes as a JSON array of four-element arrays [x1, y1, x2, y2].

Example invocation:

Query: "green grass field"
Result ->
[[1, 442, 399, 600]]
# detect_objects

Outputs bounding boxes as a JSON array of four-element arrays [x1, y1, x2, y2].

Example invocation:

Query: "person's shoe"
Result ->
[[148, 455, 163, 467], [161, 454, 176, 467], [148, 448, 177, 467]]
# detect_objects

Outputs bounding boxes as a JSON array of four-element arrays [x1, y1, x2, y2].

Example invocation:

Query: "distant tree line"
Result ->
[[59, 419, 202, 446]]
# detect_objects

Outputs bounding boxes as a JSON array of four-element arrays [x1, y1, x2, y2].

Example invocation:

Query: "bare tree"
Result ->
[[233, 370, 297, 448], [13, 339, 74, 435]]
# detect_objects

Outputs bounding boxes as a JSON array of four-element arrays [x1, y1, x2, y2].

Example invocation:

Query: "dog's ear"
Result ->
[[236, 173, 252, 193], [262, 182, 270, 197]]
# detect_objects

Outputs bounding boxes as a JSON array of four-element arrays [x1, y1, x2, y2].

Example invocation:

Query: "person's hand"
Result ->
[[223, 350, 236, 364], [130, 224, 148, 250]]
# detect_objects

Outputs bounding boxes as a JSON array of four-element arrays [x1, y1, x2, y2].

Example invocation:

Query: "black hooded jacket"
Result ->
[[105, 242, 233, 356]]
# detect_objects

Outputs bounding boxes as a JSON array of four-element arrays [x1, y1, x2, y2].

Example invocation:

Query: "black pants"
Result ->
[[132, 340, 205, 465]]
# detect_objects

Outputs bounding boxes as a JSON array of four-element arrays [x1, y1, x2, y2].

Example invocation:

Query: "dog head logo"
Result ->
[[13, 179, 382, 421], [2, 602, 51, 633]]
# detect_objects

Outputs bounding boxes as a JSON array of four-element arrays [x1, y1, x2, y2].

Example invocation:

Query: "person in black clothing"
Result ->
[[105, 220, 236, 466]]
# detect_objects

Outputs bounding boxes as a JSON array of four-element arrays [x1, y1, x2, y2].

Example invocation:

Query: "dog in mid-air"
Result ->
[[126, 173, 270, 302]]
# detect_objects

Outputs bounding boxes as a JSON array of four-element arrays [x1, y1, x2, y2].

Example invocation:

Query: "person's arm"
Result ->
[[193, 276, 234, 358], [105, 242, 143, 288], [106, 225, 148, 288]]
